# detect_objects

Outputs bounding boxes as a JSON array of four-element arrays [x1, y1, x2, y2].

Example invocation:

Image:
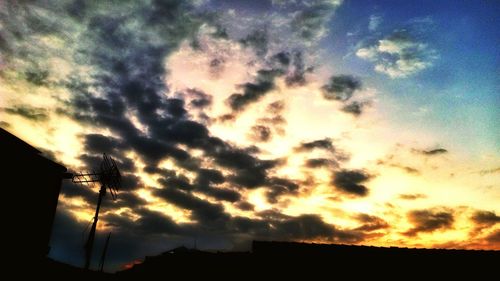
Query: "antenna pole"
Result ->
[[99, 232, 112, 272], [84, 185, 106, 270]]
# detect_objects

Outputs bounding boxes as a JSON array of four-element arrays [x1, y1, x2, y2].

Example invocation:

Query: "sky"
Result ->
[[1, 0, 499, 272]]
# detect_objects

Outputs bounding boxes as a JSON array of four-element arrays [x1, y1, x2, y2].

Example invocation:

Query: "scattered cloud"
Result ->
[[477, 167, 500, 176], [321, 75, 362, 101], [332, 169, 371, 197], [354, 214, 389, 232], [253, 100, 287, 139], [320, 75, 373, 116], [226, 69, 282, 112], [186, 88, 213, 109], [249, 125, 272, 142], [368, 15, 382, 32], [471, 211, 500, 225], [399, 193, 427, 200], [485, 229, 500, 244], [296, 138, 335, 152], [296, 138, 349, 170], [240, 28, 268, 56], [290, 0, 342, 42], [3, 105, 48, 121], [377, 158, 421, 175], [285, 51, 312, 87], [356, 29, 437, 78], [412, 148, 448, 156], [341, 100, 370, 116], [304, 158, 338, 168], [403, 209, 454, 237]]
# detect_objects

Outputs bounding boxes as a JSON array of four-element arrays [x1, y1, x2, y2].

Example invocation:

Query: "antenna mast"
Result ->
[[99, 232, 112, 272], [72, 153, 121, 270]]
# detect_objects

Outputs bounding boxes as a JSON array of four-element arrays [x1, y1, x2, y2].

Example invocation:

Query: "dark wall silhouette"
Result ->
[[1, 128, 68, 261]]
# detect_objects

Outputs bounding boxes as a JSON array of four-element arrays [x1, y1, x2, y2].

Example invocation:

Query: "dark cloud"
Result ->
[[258, 115, 286, 130], [278, 214, 346, 241], [290, 0, 340, 41], [165, 98, 188, 118], [267, 100, 285, 114], [204, 186, 242, 202], [403, 209, 454, 237], [304, 158, 337, 168], [154, 186, 230, 228], [84, 134, 124, 154], [341, 101, 369, 116], [296, 138, 349, 170], [332, 170, 371, 197], [245, 212, 366, 244], [78, 153, 105, 171], [226, 69, 282, 112], [213, 146, 280, 189], [60, 181, 96, 205], [235, 201, 255, 211], [398, 166, 420, 175], [321, 75, 361, 101], [186, 88, 213, 109], [399, 193, 427, 200], [249, 125, 272, 142], [159, 173, 194, 191], [254, 100, 287, 137], [3, 105, 48, 121], [296, 138, 334, 152], [470, 211, 500, 226], [266, 177, 300, 203], [24, 67, 50, 86], [423, 148, 448, 155], [485, 229, 500, 243], [120, 173, 141, 190], [285, 51, 310, 87], [196, 168, 225, 185], [413, 148, 448, 156], [260, 105, 286, 126], [77, 152, 136, 174], [240, 28, 268, 56], [158, 168, 238, 202], [354, 214, 389, 232], [208, 58, 225, 78], [111, 191, 148, 209], [271, 51, 291, 66], [217, 113, 237, 123], [132, 208, 187, 235]]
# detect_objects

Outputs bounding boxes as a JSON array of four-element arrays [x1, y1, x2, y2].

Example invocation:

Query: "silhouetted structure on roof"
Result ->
[[72, 153, 121, 270], [1, 128, 69, 260]]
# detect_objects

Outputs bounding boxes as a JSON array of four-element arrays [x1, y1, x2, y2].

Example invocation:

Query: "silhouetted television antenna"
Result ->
[[72, 153, 121, 270]]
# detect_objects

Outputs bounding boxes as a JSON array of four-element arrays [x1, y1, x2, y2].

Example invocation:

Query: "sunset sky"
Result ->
[[1, 0, 499, 271]]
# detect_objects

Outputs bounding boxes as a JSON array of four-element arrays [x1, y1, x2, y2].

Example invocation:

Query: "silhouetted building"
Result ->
[[117, 240, 499, 278], [1, 128, 69, 259]]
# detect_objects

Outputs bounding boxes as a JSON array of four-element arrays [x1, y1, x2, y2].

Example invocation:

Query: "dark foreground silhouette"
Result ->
[[2, 128, 70, 269], [40, 241, 498, 279], [2, 129, 497, 278]]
